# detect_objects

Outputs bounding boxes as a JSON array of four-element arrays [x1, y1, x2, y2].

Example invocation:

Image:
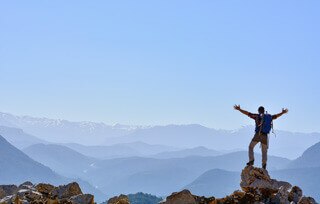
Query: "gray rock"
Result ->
[[298, 196, 318, 204], [275, 186, 290, 204], [0, 185, 18, 199], [288, 186, 303, 203], [0, 181, 94, 204], [70, 194, 94, 204]]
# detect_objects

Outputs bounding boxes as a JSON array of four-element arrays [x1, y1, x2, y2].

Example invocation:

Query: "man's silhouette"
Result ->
[[234, 105, 288, 169]]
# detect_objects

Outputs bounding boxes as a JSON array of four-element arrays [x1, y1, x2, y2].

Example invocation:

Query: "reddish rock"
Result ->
[[107, 194, 130, 204], [36, 183, 55, 196], [161, 189, 196, 204], [240, 166, 291, 193], [51, 182, 82, 199]]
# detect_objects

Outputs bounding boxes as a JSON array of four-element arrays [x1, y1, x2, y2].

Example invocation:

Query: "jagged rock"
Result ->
[[298, 196, 317, 204], [107, 194, 130, 204], [194, 195, 215, 204], [160, 190, 215, 204], [240, 166, 292, 193], [0, 195, 13, 204], [274, 186, 290, 204], [213, 191, 256, 204], [56, 198, 73, 204], [0, 182, 94, 204], [18, 182, 33, 190], [0, 195, 23, 204], [51, 182, 82, 199], [0, 185, 18, 199], [45, 198, 59, 204], [70, 194, 94, 204], [14, 195, 23, 204], [17, 189, 42, 202], [288, 186, 303, 203], [231, 190, 256, 204], [36, 183, 55, 197], [204, 166, 318, 204], [16, 183, 43, 203], [161, 190, 196, 204]]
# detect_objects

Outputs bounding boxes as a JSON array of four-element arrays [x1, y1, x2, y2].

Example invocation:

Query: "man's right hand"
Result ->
[[282, 108, 289, 114], [234, 104, 241, 111]]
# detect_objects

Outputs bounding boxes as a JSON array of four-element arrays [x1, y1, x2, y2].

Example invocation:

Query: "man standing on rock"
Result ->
[[234, 105, 288, 169]]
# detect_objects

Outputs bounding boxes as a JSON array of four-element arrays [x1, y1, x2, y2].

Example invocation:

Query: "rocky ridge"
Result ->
[[160, 166, 317, 204], [107, 194, 130, 204], [0, 166, 317, 204], [0, 181, 94, 204]]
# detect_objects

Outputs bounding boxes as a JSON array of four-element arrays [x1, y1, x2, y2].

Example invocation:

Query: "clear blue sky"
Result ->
[[1, 1, 319, 132]]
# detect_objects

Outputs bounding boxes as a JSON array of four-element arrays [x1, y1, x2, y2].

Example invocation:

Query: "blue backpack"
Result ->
[[256, 114, 273, 134]]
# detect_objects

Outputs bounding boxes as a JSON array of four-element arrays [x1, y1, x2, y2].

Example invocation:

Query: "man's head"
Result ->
[[258, 106, 265, 114]]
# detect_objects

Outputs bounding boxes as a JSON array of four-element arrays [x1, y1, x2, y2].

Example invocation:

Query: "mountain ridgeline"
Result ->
[[0, 111, 320, 202], [0, 135, 62, 184], [1, 111, 320, 159]]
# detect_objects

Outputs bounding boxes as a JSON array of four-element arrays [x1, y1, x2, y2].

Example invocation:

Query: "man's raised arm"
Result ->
[[234, 105, 251, 116], [273, 108, 289, 120]]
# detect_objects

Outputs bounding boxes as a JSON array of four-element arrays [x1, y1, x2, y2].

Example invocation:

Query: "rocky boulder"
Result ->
[[0, 185, 18, 199], [161, 166, 317, 204], [240, 166, 291, 193], [51, 182, 83, 199], [298, 196, 317, 204], [289, 186, 303, 203], [160, 189, 215, 204], [70, 194, 94, 204], [18, 181, 33, 190], [162, 189, 197, 204], [107, 194, 130, 204], [0, 181, 93, 204]]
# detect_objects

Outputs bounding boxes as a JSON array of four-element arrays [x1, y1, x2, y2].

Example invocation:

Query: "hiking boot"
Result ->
[[262, 163, 267, 170], [246, 160, 254, 166]]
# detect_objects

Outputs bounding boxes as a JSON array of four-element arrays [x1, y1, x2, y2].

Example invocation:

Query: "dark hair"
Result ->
[[258, 106, 265, 114]]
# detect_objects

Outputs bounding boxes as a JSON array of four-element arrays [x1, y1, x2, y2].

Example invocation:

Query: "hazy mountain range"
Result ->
[[0, 125, 47, 149], [183, 141, 320, 201], [1, 111, 319, 159], [1, 111, 320, 202], [64, 142, 178, 159], [184, 165, 320, 201], [150, 146, 221, 159], [0, 134, 62, 184], [21, 142, 291, 197], [23, 143, 97, 178], [106, 125, 320, 159], [0, 112, 139, 145], [184, 169, 239, 197], [286, 141, 320, 169], [0, 134, 108, 203]]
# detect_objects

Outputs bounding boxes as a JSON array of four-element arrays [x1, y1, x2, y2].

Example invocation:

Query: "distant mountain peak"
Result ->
[[0, 134, 63, 184]]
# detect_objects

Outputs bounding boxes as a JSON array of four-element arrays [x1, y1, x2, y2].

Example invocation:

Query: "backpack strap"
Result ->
[[258, 113, 264, 135]]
